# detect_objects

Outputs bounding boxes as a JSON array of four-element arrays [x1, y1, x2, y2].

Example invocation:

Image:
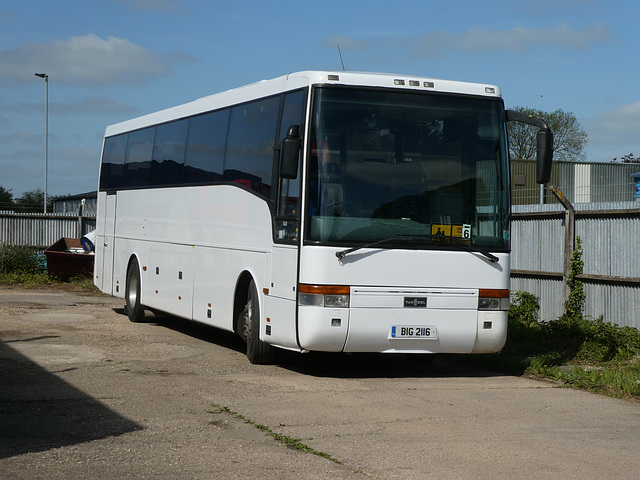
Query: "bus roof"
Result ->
[[104, 71, 502, 137]]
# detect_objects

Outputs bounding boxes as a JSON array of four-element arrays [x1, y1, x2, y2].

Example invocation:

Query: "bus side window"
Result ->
[[225, 96, 280, 197], [152, 119, 188, 186], [275, 90, 306, 242], [100, 134, 127, 190], [123, 127, 155, 188], [184, 109, 227, 184]]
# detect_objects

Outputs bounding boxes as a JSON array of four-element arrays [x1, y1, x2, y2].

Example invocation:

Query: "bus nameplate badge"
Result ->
[[404, 297, 427, 308]]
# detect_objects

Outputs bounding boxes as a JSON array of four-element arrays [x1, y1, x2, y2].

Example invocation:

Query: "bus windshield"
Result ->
[[305, 86, 510, 252]]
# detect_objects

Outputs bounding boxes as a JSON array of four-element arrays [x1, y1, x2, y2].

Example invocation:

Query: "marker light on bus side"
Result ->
[[298, 284, 350, 308]]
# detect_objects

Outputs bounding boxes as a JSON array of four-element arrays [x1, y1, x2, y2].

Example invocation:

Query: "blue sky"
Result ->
[[1, 0, 638, 198]]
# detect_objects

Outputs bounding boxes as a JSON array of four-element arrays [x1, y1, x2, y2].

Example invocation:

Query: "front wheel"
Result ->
[[125, 258, 145, 323], [239, 279, 275, 364]]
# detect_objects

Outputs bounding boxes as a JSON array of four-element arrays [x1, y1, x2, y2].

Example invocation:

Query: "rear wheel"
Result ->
[[125, 258, 145, 323], [239, 279, 275, 364]]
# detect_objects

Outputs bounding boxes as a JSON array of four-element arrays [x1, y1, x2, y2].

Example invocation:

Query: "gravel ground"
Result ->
[[1, 286, 640, 479]]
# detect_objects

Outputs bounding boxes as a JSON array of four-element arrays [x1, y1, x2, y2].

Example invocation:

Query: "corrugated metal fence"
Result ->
[[0, 212, 96, 249], [512, 160, 640, 205], [2, 204, 639, 329], [511, 201, 640, 329]]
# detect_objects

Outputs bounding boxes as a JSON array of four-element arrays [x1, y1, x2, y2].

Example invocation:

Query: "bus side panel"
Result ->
[[192, 246, 232, 330], [145, 242, 195, 319], [104, 186, 275, 332], [261, 245, 300, 350]]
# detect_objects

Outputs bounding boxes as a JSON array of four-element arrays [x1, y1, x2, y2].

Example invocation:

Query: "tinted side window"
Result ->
[[274, 89, 307, 242], [124, 127, 155, 187], [100, 134, 127, 190], [184, 110, 228, 184], [278, 90, 306, 144], [225, 96, 280, 197], [152, 120, 188, 186]]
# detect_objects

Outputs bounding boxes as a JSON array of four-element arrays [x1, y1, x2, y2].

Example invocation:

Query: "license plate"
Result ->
[[391, 326, 438, 339]]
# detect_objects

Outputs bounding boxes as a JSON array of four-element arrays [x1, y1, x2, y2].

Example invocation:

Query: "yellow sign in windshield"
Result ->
[[431, 224, 471, 242]]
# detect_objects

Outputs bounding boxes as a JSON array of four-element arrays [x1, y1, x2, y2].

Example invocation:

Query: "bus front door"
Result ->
[[98, 192, 117, 295], [264, 244, 299, 350]]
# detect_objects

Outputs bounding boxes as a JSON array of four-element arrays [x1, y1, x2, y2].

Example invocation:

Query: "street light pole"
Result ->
[[35, 73, 48, 213]]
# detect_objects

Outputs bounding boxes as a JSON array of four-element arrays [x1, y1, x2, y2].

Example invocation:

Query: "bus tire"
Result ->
[[240, 279, 275, 365], [125, 258, 145, 323]]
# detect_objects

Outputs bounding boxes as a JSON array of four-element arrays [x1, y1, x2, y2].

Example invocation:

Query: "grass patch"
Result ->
[[475, 291, 640, 401], [0, 245, 46, 275], [209, 404, 341, 464], [480, 241, 640, 401], [0, 244, 96, 291]]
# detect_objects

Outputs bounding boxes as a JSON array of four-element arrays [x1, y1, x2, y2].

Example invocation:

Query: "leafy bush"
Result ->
[[503, 289, 640, 399], [561, 237, 586, 322], [0, 245, 47, 274], [508, 291, 542, 340]]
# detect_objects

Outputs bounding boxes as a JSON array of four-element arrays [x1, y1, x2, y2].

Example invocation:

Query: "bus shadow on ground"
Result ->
[[132, 310, 508, 380], [0, 339, 143, 459], [117, 308, 248, 355], [278, 351, 510, 379]]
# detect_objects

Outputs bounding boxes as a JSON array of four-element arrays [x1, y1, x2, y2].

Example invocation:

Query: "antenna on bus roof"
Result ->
[[337, 44, 346, 71]]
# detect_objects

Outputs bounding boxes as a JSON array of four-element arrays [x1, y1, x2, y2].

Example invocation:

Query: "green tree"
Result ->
[[15, 188, 45, 213], [611, 153, 640, 163], [507, 107, 588, 162], [0, 186, 14, 211]]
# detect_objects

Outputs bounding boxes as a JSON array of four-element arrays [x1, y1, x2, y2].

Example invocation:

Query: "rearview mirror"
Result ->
[[506, 110, 554, 184], [536, 128, 553, 184], [279, 125, 300, 179]]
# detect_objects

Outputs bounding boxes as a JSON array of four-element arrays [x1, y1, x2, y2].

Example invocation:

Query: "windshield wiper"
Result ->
[[335, 235, 423, 260], [335, 234, 499, 263], [446, 237, 499, 263]]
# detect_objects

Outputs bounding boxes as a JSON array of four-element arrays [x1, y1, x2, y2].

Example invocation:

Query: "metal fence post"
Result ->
[[77, 201, 84, 239], [549, 185, 575, 303]]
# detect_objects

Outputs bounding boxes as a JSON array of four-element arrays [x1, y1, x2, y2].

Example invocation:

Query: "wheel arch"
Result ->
[[124, 253, 147, 323], [233, 270, 255, 336], [125, 253, 144, 301]]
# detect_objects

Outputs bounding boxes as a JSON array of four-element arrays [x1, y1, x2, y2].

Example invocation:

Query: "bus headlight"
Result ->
[[478, 289, 510, 311], [324, 294, 350, 307], [298, 284, 350, 308]]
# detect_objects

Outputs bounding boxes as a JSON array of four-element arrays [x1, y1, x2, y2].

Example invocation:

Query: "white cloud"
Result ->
[[588, 102, 640, 146], [0, 9, 12, 22], [437, 23, 609, 53], [53, 96, 138, 116], [323, 35, 370, 51], [333, 23, 612, 58], [0, 131, 45, 145], [0, 34, 196, 87], [12, 96, 137, 116], [584, 102, 640, 161], [117, 0, 184, 12]]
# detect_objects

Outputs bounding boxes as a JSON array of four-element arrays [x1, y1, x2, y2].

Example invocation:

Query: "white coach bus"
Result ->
[[94, 71, 552, 364]]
